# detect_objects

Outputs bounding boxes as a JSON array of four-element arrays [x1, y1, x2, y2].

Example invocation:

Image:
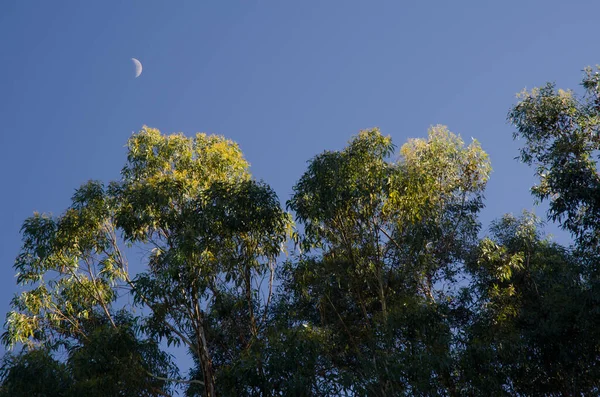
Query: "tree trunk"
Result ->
[[197, 323, 217, 397]]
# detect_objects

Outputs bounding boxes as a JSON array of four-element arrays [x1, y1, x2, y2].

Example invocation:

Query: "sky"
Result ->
[[0, 0, 598, 367]]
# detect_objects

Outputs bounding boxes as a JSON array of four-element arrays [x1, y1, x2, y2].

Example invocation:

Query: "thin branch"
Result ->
[[146, 371, 204, 386], [124, 275, 198, 356], [377, 224, 401, 251], [62, 253, 116, 329], [260, 257, 276, 328]]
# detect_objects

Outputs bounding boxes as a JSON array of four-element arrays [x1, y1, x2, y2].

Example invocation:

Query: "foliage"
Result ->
[[116, 128, 292, 396], [0, 312, 175, 396], [4, 81, 600, 396], [500, 66, 600, 394], [4, 127, 292, 396], [0, 349, 71, 397], [4, 180, 126, 349], [284, 126, 490, 395], [67, 312, 176, 397], [463, 212, 600, 395], [509, 68, 600, 264]]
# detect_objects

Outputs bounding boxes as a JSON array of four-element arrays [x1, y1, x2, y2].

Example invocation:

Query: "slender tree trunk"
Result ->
[[375, 265, 387, 320], [244, 264, 269, 397], [196, 323, 217, 397], [193, 291, 216, 397], [244, 264, 257, 337]]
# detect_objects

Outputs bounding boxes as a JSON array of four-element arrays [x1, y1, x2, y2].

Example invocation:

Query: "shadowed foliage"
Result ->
[[3, 78, 600, 396]]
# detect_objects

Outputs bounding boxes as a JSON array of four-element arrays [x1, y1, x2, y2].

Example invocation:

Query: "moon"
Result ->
[[131, 58, 142, 78]]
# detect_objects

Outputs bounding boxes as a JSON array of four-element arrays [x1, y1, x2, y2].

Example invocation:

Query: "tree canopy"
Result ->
[[4, 67, 600, 396]]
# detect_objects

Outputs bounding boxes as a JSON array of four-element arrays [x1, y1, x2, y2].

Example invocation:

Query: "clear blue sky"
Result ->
[[0, 0, 596, 360]]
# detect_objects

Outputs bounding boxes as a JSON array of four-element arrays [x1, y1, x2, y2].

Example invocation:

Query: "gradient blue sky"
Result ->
[[0, 0, 596, 362]]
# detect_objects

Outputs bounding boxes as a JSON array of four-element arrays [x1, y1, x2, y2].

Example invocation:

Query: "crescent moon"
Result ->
[[131, 58, 142, 78]]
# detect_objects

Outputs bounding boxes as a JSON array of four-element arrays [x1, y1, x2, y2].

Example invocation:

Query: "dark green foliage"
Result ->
[[0, 349, 71, 397], [500, 67, 600, 394], [463, 212, 600, 395], [68, 312, 176, 397], [0, 313, 175, 396], [284, 127, 490, 395], [4, 81, 600, 396]]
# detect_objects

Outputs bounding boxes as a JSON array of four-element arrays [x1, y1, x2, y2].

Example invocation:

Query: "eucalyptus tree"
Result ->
[[3, 127, 292, 397], [4, 179, 127, 348], [0, 349, 71, 397], [116, 128, 292, 396], [462, 212, 600, 395], [6, 65, 600, 396], [284, 126, 491, 395], [503, 66, 600, 395], [509, 66, 600, 267], [1, 312, 175, 396], [2, 176, 176, 392]]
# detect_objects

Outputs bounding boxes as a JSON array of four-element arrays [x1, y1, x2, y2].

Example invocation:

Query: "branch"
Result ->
[[260, 257, 276, 328], [377, 224, 401, 250], [146, 371, 204, 386], [124, 275, 198, 356]]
